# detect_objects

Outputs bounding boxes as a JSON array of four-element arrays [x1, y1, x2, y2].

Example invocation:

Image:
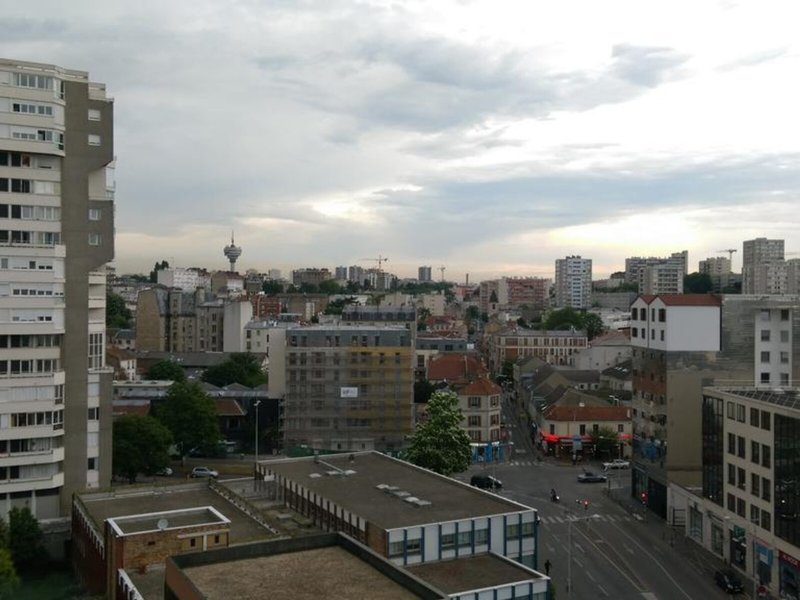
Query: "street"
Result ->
[[453, 393, 752, 599]]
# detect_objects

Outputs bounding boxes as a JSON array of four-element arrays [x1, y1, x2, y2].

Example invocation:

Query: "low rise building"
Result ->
[[486, 328, 589, 371]]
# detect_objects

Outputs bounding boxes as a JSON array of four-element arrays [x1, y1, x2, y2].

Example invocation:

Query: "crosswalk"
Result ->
[[538, 513, 634, 525], [507, 460, 543, 467]]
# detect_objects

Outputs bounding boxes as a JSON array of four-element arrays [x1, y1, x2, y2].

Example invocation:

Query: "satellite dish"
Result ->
[[156, 518, 169, 531]]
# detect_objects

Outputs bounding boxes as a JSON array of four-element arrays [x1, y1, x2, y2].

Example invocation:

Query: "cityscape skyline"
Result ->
[[3, 1, 800, 280]]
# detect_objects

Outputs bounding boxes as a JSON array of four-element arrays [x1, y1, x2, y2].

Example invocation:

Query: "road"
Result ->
[[455, 392, 750, 600]]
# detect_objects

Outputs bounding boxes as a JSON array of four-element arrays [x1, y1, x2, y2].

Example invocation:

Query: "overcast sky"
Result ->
[[3, 0, 800, 281]]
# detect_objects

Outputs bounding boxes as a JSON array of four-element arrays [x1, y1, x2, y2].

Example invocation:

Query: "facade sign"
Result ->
[[779, 550, 799, 600], [340, 387, 359, 398]]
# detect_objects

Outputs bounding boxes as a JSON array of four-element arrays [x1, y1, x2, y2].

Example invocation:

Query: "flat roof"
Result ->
[[183, 546, 426, 600], [706, 387, 800, 410], [79, 484, 272, 544], [407, 553, 541, 594], [109, 506, 228, 536], [262, 453, 533, 529]]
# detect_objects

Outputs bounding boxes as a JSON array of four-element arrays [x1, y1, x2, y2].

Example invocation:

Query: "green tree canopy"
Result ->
[[262, 280, 284, 295], [582, 312, 606, 341], [0, 547, 19, 600], [8, 507, 44, 572], [318, 279, 343, 295], [684, 272, 714, 294], [590, 426, 620, 457], [148, 260, 169, 283], [404, 390, 471, 476], [113, 415, 173, 483], [202, 353, 267, 388], [106, 290, 132, 329], [324, 296, 358, 315], [145, 359, 186, 382], [154, 382, 221, 456], [414, 379, 436, 404], [544, 307, 606, 340]]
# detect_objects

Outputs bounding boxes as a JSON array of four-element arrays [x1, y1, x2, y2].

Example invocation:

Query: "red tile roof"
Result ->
[[215, 398, 245, 417], [543, 405, 630, 422], [427, 353, 487, 383], [458, 377, 502, 396], [636, 294, 721, 306], [112, 404, 150, 417]]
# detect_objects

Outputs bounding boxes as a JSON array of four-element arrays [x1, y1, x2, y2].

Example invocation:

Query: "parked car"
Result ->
[[190, 466, 219, 478], [602, 459, 630, 470], [470, 475, 503, 490], [155, 466, 173, 476], [577, 470, 607, 483], [714, 569, 744, 594]]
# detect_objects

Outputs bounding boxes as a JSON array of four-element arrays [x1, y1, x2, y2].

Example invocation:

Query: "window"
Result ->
[[457, 530, 472, 547], [780, 373, 790, 386], [728, 433, 736, 455], [468, 415, 481, 427], [405, 538, 421, 555], [751, 505, 760, 525], [762, 477, 771, 502], [579, 424, 586, 435], [632, 328, 638, 338], [761, 351, 771, 363], [474, 528, 488, 545], [88, 109, 101, 121], [761, 411, 771, 431], [781, 309, 790, 321], [751, 441, 760, 464], [752, 473, 760, 497], [87, 457, 97, 470], [658, 308, 666, 322], [388, 541, 404, 557], [88, 332, 104, 369], [750, 407, 759, 426], [88, 407, 99, 420], [13, 73, 53, 90], [660, 330, 665, 341], [727, 494, 735, 511], [441, 533, 455, 550], [762, 445, 771, 468], [728, 464, 735, 485], [737, 436, 745, 458], [651, 329, 655, 340], [760, 309, 771, 322], [468, 397, 481, 408], [737, 497, 746, 518], [88, 208, 101, 221], [88, 233, 101, 246], [737, 404, 745, 423], [761, 511, 771, 532], [737, 467, 746, 490], [760, 372, 770, 384], [761, 330, 771, 342], [88, 134, 101, 146], [727, 403, 736, 420]]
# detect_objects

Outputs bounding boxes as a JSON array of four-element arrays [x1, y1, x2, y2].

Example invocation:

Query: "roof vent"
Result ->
[[309, 473, 322, 478], [403, 496, 420, 504], [343, 469, 356, 476]]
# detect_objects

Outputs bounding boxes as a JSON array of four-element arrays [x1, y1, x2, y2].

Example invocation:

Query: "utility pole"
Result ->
[[253, 400, 261, 491]]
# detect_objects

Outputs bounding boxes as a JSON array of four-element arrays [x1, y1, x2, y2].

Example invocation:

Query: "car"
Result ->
[[190, 466, 219, 478], [602, 459, 630, 470], [470, 475, 503, 490], [155, 466, 173, 476], [714, 569, 744, 594], [577, 470, 607, 483]]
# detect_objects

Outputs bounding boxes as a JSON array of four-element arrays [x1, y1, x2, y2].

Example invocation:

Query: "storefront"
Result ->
[[754, 540, 773, 588], [730, 526, 747, 569], [779, 550, 799, 600]]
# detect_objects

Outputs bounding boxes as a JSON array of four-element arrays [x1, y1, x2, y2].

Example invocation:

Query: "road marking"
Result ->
[[574, 543, 585, 554], [624, 544, 634, 555], [574, 558, 583, 568], [597, 584, 609, 597]]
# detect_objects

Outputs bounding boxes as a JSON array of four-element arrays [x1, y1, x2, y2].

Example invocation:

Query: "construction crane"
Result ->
[[716, 249, 737, 262], [361, 255, 389, 271], [439, 265, 446, 282]]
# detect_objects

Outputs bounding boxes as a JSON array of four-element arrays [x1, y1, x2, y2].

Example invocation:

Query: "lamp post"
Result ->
[[253, 400, 261, 490]]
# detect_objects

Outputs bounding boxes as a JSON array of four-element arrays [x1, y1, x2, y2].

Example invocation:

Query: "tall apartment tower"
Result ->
[[743, 237, 785, 294], [418, 265, 432, 282], [554, 256, 592, 309], [0, 59, 115, 518]]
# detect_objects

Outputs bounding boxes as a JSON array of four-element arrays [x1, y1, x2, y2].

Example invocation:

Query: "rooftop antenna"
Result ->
[[439, 265, 446, 282]]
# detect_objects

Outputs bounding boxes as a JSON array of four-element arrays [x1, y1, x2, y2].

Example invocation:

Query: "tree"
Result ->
[[0, 547, 18, 600], [544, 307, 584, 330], [154, 382, 221, 456], [106, 290, 132, 329], [148, 260, 169, 283], [582, 312, 605, 341], [318, 279, 343, 295], [684, 272, 713, 294], [324, 296, 357, 315], [8, 507, 44, 572], [202, 353, 267, 388], [262, 280, 284, 295], [414, 380, 436, 404], [590, 426, 620, 459], [501, 360, 515, 383], [404, 390, 471, 476], [113, 415, 173, 483], [145, 359, 186, 382]]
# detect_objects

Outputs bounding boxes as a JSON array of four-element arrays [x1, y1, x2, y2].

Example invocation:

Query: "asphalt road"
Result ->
[[455, 393, 753, 600]]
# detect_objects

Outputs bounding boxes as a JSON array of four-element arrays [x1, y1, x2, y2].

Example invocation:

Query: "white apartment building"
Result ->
[[1, 59, 115, 518], [625, 251, 688, 295], [156, 267, 209, 291], [554, 256, 592, 309]]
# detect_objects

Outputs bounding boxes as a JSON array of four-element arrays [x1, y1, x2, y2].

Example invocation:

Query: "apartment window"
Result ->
[[474, 528, 488, 545], [658, 309, 666, 322], [579, 424, 586, 435], [762, 478, 771, 502], [88, 233, 101, 246], [737, 497, 746, 518], [88, 333, 104, 369], [88, 208, 101, 221], [727, 433, 736, 455], [88, 134, 101, 146], [405, 538, 421, 555], [737, 467, 746, 490], [762, 445, 771, 468], [468, 397, 481, 408], [752, 473, 760, 497], [780, 330, 790, 343], [727, 494, 735, 511], [660, 330, 665, 341], [727, 402, 735, 420], [779, 351, 789, 364], [761, 351, 771, 364], [751, 505, 760, 525], [780, 309, 790, 321], [88, 407, 99, 421], [87, 457, 97, 470], [760, 372, 770, 384], [780, 373, 790, 386], [760, 309, 771, 322], [650, 329, 655, 340], [618, 424, 624, 433], [13, 73, 53, 89], [750, 407, 760, 426], [632, 328, 638, 338], [737, 436, 745, 458], [751, 441, 760, 464], [88, 108, 101, 121], [640, 328, 645, 339], [441, 533, 455, 550], [761, 511, 771, 532], [468, 416, 481, 427], [761, 330, 771, 342], [728, 463, 735, 485], [761, 411, 771, 431], [737, 404, 745, 423]]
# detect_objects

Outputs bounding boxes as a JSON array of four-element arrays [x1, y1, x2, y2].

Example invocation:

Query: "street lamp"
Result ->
[[253, 400, 261, 490]]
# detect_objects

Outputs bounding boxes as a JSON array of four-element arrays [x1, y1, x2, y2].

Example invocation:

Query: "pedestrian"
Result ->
[[544, 559, 552, 576]]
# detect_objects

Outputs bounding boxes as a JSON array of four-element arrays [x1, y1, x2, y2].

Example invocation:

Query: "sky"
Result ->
[[2, 0, 800, 281]]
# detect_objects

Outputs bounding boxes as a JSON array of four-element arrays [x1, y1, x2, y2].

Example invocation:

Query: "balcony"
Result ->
[[0, 446, 64, 467], [0, 470, 64, 494]]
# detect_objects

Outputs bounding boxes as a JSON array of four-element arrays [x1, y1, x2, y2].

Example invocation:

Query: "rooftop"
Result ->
[[635, 294, 722, 307], [262, 452, 532, 530], [182, 546, 430, 600], [78, 483, 272, 544], [108, 506, 228, 536], [407, 553, 541, 595], [706, 387, 800, 411], [543, 404, 630, 422]]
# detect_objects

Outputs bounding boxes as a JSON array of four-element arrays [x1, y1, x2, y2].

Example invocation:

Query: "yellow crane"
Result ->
[[361, 255, 389, 271], [716, 249, 737, 262]]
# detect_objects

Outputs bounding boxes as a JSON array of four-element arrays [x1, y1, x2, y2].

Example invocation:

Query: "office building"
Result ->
[[0, 59, 115, 517], [156, 266, 209, 291], [292, 267, 331, 287], [418, 265, 432, 282], [554, 256, 592, 309], [273, 325, 415, 453], [334, 265, 348, 281], [743, 238, 785, 295]]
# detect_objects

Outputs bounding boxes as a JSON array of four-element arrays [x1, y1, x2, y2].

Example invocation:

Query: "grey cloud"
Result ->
[[610, 44, 690, 87]]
